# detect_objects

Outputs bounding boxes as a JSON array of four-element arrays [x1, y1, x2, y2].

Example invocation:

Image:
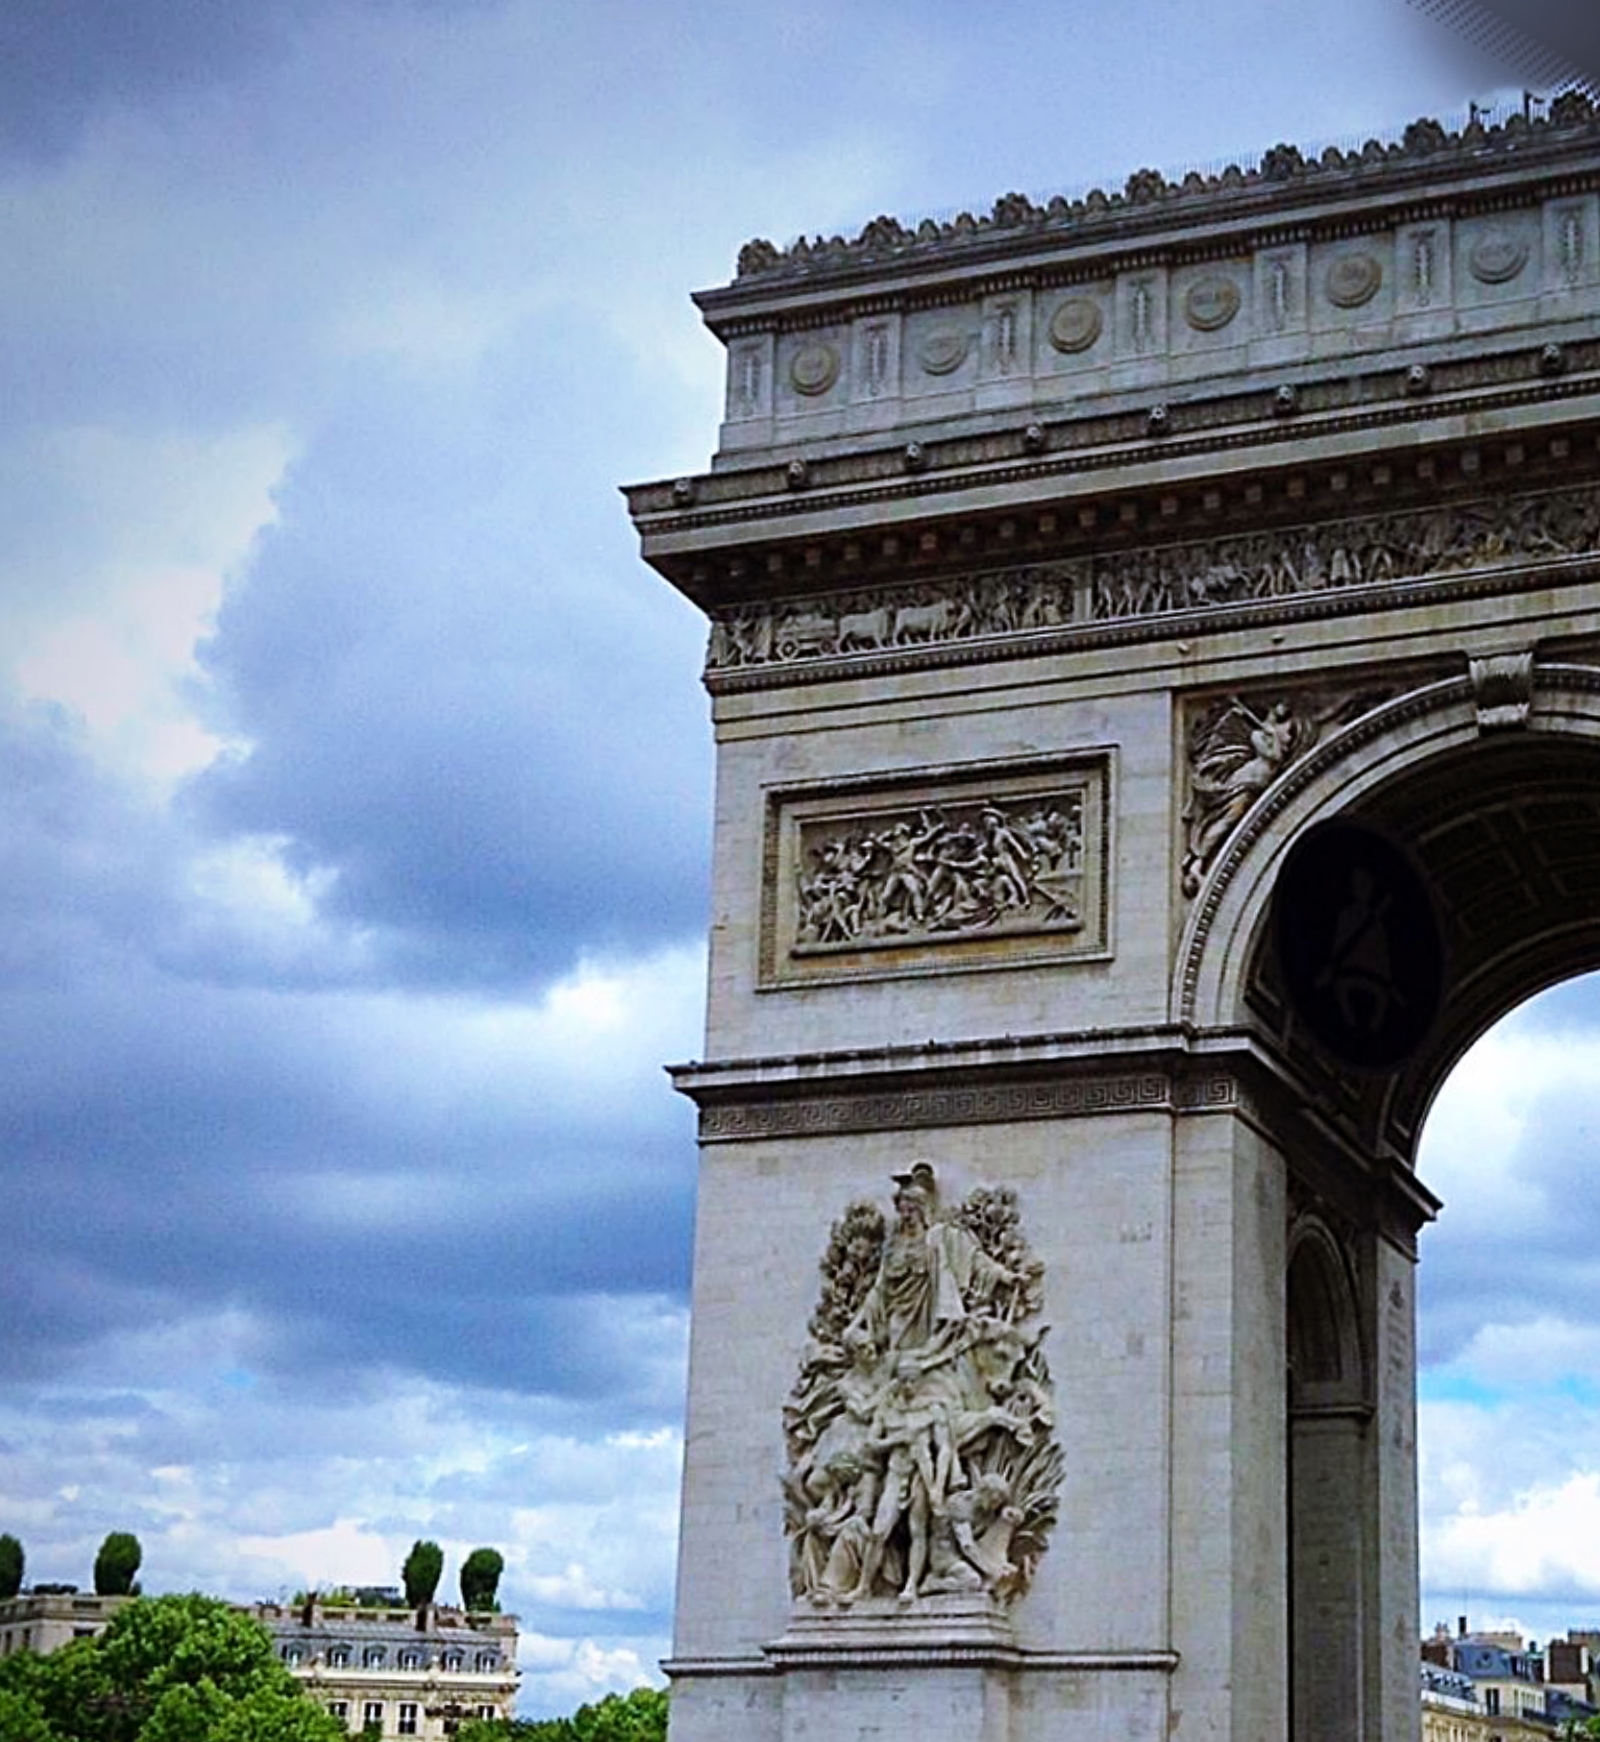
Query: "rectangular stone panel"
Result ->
[[759, 755, 1111, 987]]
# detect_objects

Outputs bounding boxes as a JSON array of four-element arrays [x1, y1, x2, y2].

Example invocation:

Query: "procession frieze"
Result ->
[[1091, 483, 1600, 623], [705, 485, 1600, 684], [707, 561, 1083, 673], [761, 759, 1110, 986], [782, 1163, 1062, 1612]]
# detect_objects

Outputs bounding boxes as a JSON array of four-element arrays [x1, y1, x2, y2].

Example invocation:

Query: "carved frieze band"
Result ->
[[760, 758, 1110, 988], [697, 1070, 1247, 1142], [709, 561, 1083, 673], [1087, 483, 1600, 620], [706, 484, 1600, 685]]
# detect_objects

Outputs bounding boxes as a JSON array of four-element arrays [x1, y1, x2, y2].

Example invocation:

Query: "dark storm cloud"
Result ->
[[0, 966, 697, 1402], [188, 321, 711, 993], [0, 683, 697, 1406]]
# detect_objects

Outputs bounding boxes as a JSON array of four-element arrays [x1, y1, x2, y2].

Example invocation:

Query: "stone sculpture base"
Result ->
[[769, 1592, 1017, 1661]]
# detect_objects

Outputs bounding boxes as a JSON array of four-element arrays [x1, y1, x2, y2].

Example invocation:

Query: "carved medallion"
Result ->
[[790, 341, 842, 397], [918, 328, 970, 375], [1324, 251, 1382, 308], [1184, 275, 1241, 332], [1468, 227, 1530, 285], [782, 1163, 1061, 1611], [1047, 296, 1102, 354]]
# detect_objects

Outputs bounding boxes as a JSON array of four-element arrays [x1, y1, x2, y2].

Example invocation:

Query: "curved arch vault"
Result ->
[[630, 108, 1600, 1742]]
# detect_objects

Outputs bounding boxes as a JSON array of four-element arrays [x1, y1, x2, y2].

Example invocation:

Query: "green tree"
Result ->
[[459, 1547, 504, 1612], [401, 1539, 443, 1608], [457, 1686, 668, 1742], [0, 1532, 23, 1600], [0, 1594, 346, 1742], [93, 1533, 143, 1598]]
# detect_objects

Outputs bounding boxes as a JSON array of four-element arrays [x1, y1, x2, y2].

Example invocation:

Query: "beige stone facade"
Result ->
[[629, 100, 1600, 1742], [255, 1600, 518, 1738], [0, 1588, 133, 1657]]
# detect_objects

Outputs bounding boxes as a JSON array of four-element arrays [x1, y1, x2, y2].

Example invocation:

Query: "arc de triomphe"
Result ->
[[626, 102, 1600, 1742]]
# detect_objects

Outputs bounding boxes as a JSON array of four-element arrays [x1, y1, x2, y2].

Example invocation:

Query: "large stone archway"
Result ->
[[629, 105, 1600, 1742]]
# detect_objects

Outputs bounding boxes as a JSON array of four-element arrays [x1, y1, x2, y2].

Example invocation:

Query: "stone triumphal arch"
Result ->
[[627, 104, 1600, 1742]]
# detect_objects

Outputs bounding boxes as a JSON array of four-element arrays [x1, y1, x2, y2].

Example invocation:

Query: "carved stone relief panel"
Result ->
[[1091, 482, 1600, 624], [783, 1162, 1061, 1612], [708, 560, 1085, 675], [1180, 686, 1397, 896], [761, 757, 1111, 986]]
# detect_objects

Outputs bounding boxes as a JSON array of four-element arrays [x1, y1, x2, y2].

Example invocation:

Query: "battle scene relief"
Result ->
[[783, 1163, 1062, 1611], [766, 761, 1109, 983]]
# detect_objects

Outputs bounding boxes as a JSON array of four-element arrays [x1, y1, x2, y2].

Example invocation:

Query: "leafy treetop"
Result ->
[[460, 1547, 504, 1612], [458, 1686, 668, 1742], [0, 1593, 345, 1742], [0, 1534, 23, 1602], [402, 1541, 443, 1608], [92, 1536, 142, 1599]]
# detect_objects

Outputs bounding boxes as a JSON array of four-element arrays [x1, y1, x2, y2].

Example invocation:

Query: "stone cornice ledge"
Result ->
[[662, 1648, 1180, 1676], [669, 1021, 1225, 1098]]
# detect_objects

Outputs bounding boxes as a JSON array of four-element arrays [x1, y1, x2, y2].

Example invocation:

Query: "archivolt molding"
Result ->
[[1177, 675, 1473, 1028], [1286, 1213, 1367, 1409]]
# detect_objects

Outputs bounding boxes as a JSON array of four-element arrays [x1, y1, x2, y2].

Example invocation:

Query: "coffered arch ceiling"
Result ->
[[1243, 719, 1600, 1165]]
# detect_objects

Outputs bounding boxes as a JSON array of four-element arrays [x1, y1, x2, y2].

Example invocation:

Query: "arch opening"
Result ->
[[1217, 717, 1600, 1738], [1412, 970, 1600, 1670]]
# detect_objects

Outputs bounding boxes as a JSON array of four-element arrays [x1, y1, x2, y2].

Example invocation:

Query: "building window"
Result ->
[[364, 1646, 386, 1668], [442, 1651, 463, 1670], [478, 1707, 496, 1721], [398, 1704, 419, 1735], [1485, 1689, 1500, 1715], [476, 1651, 497, 1670], [328, 1645, 350, 1667], [283, 1645, 303, 1666], [364, 1702, 384, 1728], [399, 1648, 422, 1669], [329, 1702, 349, 1721]]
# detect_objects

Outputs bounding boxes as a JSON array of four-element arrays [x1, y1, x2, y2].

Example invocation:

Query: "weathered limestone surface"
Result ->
[[630, 103, 1600, 1742]]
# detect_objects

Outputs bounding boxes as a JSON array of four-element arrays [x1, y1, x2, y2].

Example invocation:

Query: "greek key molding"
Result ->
[[695, 1068, 1263, 1142], [700, 1077, 1168, 1142]]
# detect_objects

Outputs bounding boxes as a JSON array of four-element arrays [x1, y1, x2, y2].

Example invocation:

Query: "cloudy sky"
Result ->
[[2, 0, 1597, 1715]]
